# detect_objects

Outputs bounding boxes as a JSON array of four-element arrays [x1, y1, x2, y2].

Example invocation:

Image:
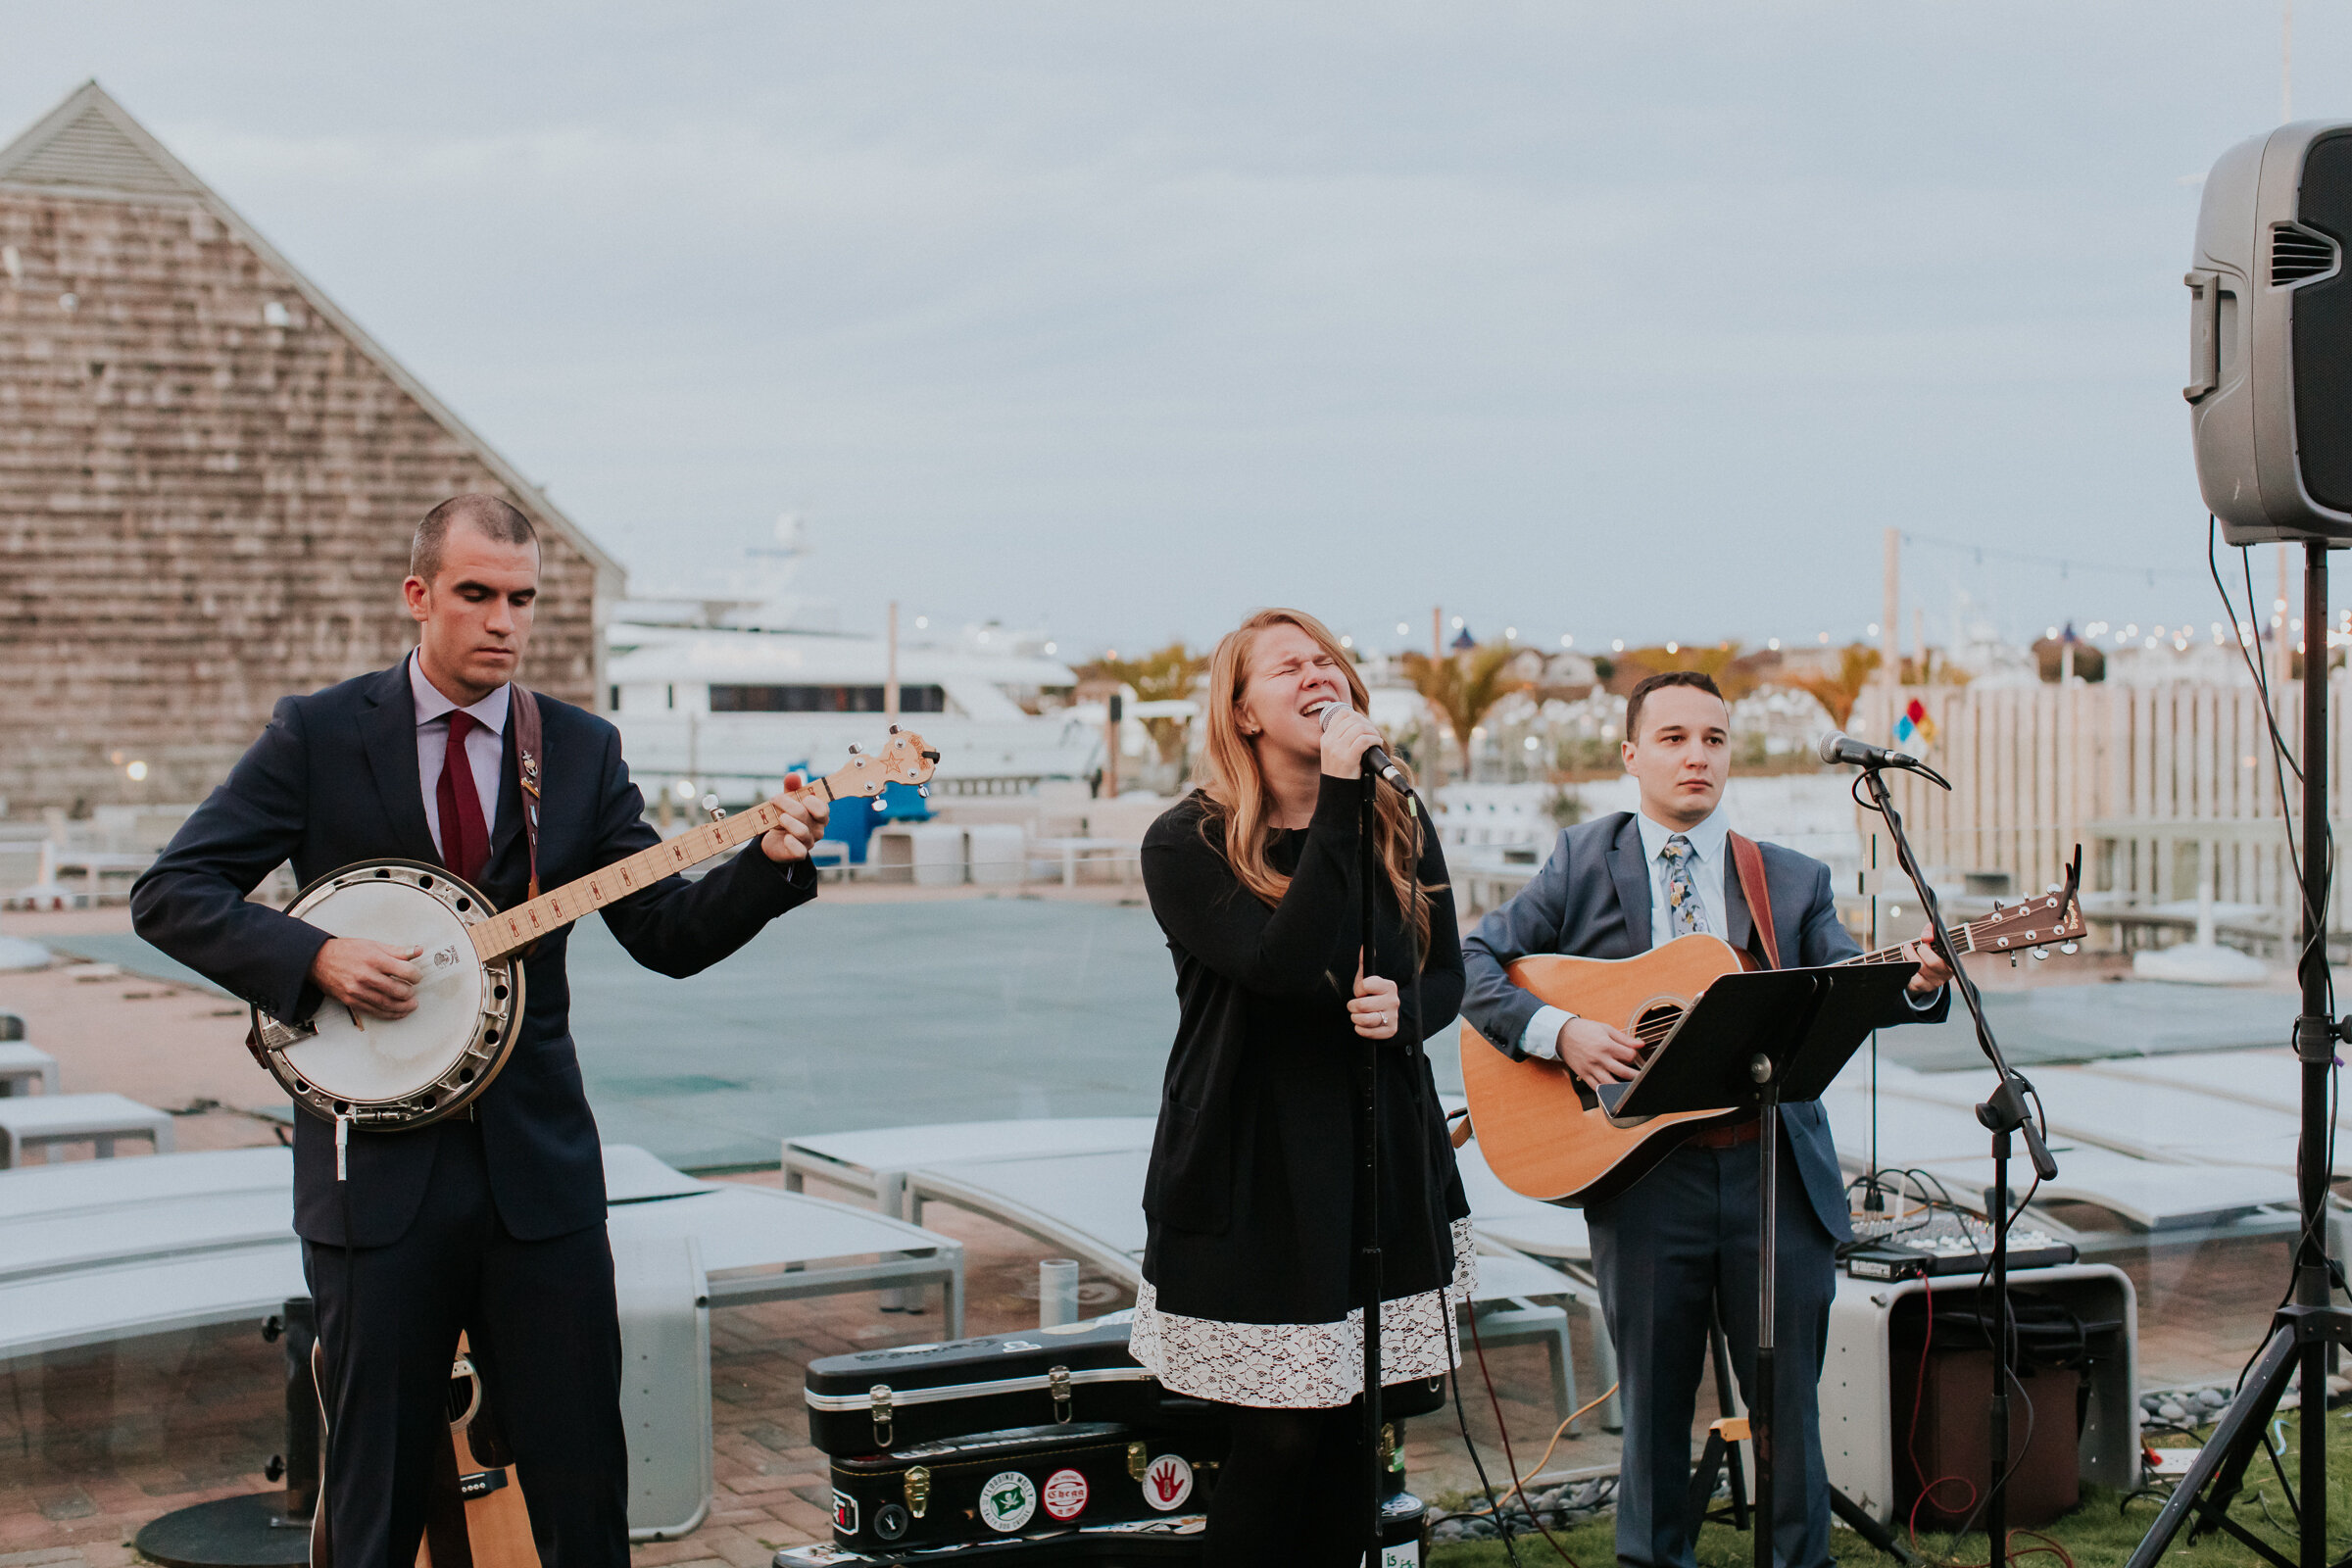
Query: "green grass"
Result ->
[[1428, 1409, 2352, 1567]]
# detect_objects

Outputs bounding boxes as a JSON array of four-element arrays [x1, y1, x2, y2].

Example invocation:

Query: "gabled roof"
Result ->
[[0, 81, 626, 596]]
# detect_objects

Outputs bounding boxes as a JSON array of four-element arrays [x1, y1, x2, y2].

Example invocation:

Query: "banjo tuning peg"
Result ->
[[873, 796, 888, 811]]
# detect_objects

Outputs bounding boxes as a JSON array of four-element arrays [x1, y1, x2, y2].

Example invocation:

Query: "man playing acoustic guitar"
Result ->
[[1460, 670, 1949, 1568], [133, 495, 834, 1568]]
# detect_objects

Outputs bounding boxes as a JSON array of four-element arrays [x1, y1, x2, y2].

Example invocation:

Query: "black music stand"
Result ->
[[1613, 960, 1919, 1568]]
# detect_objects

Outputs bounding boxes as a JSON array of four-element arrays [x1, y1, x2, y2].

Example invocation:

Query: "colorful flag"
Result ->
[[1894, 696, 1936, 750]]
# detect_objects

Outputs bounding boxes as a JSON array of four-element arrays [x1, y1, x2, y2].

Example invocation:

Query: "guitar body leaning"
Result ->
[[1460, 933, 1757, 1207]]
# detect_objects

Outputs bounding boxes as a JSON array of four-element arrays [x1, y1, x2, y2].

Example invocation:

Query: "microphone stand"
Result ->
[[2127, 538, 2352, 1568], [1849, 757, 2057, 1568], [1355, 765, 1387, 1568]]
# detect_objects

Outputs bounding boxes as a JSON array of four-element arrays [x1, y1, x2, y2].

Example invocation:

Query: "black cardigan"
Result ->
[[1138, 775, 1470, 1325]]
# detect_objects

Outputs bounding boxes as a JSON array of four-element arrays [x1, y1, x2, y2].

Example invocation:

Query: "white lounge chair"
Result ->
[[1820, 1078, 2295, 1232], [1870, 1060, 2331, 1176], [783, 1117, 1158, 1204], [0, 1040, 57, 1096], [0, 1140, 966, 1541], [0, 1090, 174, 1164]]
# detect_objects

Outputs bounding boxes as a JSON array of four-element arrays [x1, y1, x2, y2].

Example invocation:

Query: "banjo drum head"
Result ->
[[278, 867, 508, 1111]]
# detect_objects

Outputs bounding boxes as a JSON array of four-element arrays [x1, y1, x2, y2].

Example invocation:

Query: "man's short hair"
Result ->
[[1625, 669, 1727, 743], [411, 494, 537, 585]]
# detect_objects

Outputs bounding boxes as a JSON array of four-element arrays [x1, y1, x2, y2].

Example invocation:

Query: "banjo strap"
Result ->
[[511, 685, 544, 903]]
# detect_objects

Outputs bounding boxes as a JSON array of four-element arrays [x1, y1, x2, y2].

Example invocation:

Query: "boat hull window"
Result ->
[[708, 683, 948, 713]]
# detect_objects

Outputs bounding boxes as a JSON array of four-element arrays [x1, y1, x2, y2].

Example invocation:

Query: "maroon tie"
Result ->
[[436, 710, 491, 884]]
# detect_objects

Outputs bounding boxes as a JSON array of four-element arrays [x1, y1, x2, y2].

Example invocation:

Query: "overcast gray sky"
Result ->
[[2, 3, 2332, 655]]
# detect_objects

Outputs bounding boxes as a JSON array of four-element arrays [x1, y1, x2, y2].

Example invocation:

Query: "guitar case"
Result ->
[[786, 1425, 1425, 1565], [803, 1311, 1446, 1457], [823, 1420, 1229, 1556]]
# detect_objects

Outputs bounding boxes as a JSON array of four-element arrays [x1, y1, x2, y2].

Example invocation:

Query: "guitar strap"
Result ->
[[1728, 830, 1781, 970]]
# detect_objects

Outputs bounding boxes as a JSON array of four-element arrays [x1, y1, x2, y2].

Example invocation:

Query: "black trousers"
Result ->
[[304, 1118, 628, 1568], [1587, 1132, 1838, 1568]]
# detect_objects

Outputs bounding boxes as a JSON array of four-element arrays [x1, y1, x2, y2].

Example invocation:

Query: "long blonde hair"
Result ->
[[1191, 609, 1435, 952]]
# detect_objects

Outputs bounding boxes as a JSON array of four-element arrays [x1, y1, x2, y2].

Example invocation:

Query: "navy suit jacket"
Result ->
[[131, 662, 817, 1248], [1459, 810, 1946, 1241]]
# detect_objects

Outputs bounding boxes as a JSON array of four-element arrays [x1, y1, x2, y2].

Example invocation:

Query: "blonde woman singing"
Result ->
[[1132, 608, 1473, 1567]]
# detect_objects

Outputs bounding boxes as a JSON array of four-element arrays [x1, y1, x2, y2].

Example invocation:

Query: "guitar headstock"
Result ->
[[1971, 847, 2086, 956], [804, 727, 943, 807]]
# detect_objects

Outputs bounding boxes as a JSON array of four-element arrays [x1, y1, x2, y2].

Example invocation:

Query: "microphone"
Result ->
[[1314, 702, 1409, 791], [1817, 731, 1927, 772]]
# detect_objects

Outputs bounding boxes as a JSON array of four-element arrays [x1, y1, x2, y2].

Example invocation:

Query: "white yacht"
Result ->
[[605, 518, 1099, 803]]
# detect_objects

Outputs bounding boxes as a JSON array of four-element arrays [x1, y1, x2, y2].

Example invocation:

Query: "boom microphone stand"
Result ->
[[1842, 753, 2059, 1568], [2128, 540, 2352, 1568]]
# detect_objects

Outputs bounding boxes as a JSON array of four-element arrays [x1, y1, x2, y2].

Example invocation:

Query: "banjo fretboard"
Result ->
[[465, 734, 936, 963]]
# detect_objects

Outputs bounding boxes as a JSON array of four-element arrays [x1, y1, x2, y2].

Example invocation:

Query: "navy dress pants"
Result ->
[[1587, 1130, 1838, 1568], [304, 1118, 628, 1568]]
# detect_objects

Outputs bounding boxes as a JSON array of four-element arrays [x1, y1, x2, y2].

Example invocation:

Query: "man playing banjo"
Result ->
[[132, 495, 834, 1568]]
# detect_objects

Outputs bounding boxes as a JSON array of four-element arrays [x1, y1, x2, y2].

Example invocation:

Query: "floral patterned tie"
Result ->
[[1660, 834, 1709, 937]]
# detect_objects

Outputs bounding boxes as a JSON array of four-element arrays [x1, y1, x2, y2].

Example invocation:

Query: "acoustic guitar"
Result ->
[[309, 1334, 538, 1568], [1459, 875, 2086, 1205]]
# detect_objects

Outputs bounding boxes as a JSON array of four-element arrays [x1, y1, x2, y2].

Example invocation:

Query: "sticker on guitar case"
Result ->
[[1142, 1454, 1193, 1510], [831, 1490, 858, 1535], [1042, 1467, 1089, 1520], [981, 1470, 1038, 1533]]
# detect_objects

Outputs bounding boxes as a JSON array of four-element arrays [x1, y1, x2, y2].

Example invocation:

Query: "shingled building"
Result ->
[[0, 82, 622, 812]]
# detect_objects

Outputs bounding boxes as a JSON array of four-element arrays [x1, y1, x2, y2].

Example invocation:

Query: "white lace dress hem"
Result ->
[[1128, 1218, 1478, 1408]]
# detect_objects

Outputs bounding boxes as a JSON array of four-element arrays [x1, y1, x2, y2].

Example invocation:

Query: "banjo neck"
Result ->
[[466, 734, 939, 963]]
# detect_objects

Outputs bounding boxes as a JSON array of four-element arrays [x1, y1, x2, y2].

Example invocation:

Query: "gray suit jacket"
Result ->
[[1460, 811, 1945, 1240]]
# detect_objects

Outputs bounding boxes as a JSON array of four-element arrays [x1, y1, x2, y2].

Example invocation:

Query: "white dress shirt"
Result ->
[[409, 650, 508, 859], [1521, 807, 1731, 1061]]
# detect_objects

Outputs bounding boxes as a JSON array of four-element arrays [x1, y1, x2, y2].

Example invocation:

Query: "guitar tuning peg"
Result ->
[[848, 744, 860, 754], [2060, 942, 2080, 955], [917, 784, 929, 798], [873, 796, 888, 811], [2030, 946, 2048, 961], [2009, 954, 2021, 968], [890, 724, 902, 734]]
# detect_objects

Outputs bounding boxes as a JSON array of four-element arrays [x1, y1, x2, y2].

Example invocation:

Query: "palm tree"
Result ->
[[1784, 644, 1882, 729], [1609, 642, 1763, 703], [1401, 642, 1531, 780], [1074, 642, 1209, 765]]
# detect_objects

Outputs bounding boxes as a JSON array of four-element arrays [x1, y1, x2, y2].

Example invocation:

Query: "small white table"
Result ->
[[0, 1042, 59, 1097], [0, 1092, 175, 1166]]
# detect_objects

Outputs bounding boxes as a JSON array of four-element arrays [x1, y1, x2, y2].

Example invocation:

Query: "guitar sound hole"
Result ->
[[1634, 1004, 1684, 1053]]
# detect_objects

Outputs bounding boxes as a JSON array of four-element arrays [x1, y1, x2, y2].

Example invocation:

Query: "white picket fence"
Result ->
[[1866, 679, 2343, 936]]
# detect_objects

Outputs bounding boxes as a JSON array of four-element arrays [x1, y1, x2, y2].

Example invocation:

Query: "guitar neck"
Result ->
[[1843, 922, 1982, 967], [468, 789, 817, 962]]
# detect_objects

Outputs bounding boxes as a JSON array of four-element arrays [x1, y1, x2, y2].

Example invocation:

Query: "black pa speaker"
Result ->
[[2188, 122, 2352, 545]]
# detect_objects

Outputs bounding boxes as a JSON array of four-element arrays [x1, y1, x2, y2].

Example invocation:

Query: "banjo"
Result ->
[[249, 727, 940, 1132]]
